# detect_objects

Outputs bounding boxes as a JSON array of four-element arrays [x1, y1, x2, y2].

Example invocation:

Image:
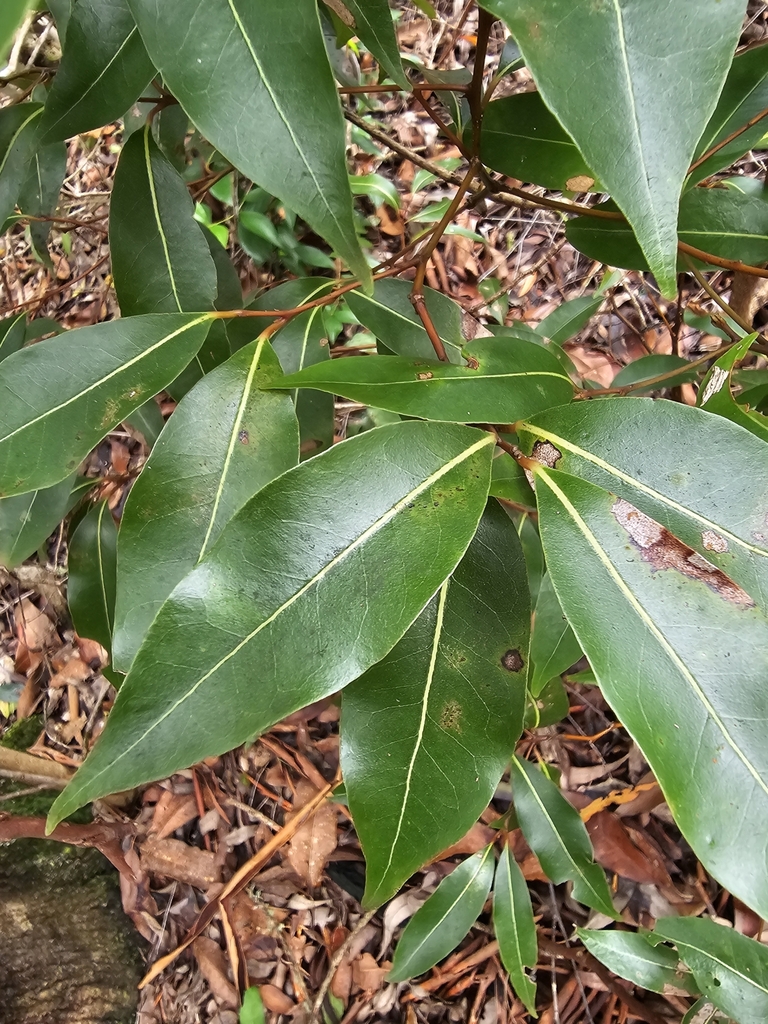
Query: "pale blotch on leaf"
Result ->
[[702, 529, 728, 553], [612, 498, 753, 607], [566, 174, 595, 191], [440, 699, 463, 732], [531, 439, 562, 469], [700, 366, 728, 405], [417, 371, 434, 381]]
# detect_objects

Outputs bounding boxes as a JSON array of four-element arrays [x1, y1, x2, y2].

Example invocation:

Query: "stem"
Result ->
[[688, 105, 768, 176], [678, 240, 768, 279], [580, 341, 740, 398], [338, 82, 469, 94], [468, 9, 496, 155], [344, 108, 466, 186], [413, 91, 470, 157], [685, 258, 768, 348]]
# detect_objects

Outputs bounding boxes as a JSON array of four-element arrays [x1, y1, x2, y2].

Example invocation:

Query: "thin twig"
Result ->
[[310, 909, 378, 1022], [688, 105, 768, 176]]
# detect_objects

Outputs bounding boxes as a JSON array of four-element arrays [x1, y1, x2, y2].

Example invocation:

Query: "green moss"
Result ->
[[1, 715, 44, 751]]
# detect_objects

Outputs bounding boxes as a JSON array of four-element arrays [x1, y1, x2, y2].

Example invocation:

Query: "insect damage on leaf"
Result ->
[[612, 498, 753, 606], [440, 699, 463, 731], [531, 439, 562, 468], [501, 648, 524, 672], [702, 530, 728, 553]]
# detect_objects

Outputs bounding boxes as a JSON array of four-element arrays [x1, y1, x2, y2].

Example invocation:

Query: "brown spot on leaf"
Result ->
[[612, 498, 753, 606], [465, 356, 480, 370], [417, 371, 433, 381], [238, 429, 249, 444], [531, 439, 562, 468], [501, 648, 524, 672], [440, 700, 462, 731]]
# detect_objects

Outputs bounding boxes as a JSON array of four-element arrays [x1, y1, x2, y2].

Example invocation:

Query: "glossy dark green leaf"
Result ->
[[40, 0, 155, 142], [493, 843, 538, 1015], [690, 44, 768, 186], [207, 234, 243, 314], [479, 0, 747, 296], [517, 398, 768, 615], [268, 337, 574, 423], [343, 501, 529, 908], [568, 188, 768, 272], [654, 917, 768, 1024], [47, 0, 72, 43], [698, 334, 768, 442], [535, 296, 604, 346], [48, 421, 495, 827], [0, 475, 75, 568], [250, 280, 337, 459], [510, 756, 616, 918], [68, 501, 117, 660], [111, 125, 217, 318], [125, 397, 164, 449], [0, 313, 26, 363], [481, 92, 597, 193], [388, 846, 495, 982], [345, 279, 464, 363], [530, 573, 581, 697], [490, 451, 534, 507], [128, 0, 370, 286], [339, 0, 408, 88], [532, 466, 768, 919], [16, 141, 67, 259], [113, 339, 299, 673], [0, 313, 212, 497], [577, 928, 697, 996], [612, 355, 697, 393], [0, 103, 43, 225]]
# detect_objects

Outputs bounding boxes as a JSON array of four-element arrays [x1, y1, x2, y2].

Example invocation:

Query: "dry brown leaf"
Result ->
[[151, 792, 199, 839], [15, 598, 56, 652], [49, 654, 92, 688], [284, 779, 337, 887], [140, 835, 221, 888], [431, 821, 496, 862], [586, 811, 674, 888], [193, 936, 238, 1010], [259, 983, 294, 1014], [352, 952, 388, 998]]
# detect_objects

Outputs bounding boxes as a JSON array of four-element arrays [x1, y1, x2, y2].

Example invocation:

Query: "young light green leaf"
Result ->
[[343, 501, 529, 908], [0, 104, 43, 225], [345, 279, 465, 363], [577, 928, 697, 996], [510, 756, 617, 918], [529, 573, 581, 697], [0, 313, 26, 363], [690, 44, 768, 186], [517, 398, 768, 615], [567, 188, 768, 272], [128, 0, 370, 286], [493, 843, 538, 1016], [532, 466, 768, 919], [48, 421, 495, 828], [113, 339, 299, 673], [239, 987, 266, 1024], [654, 917, 768, 1024], [40, 0, 155, 142], [337, 0, 408, 88], [68, 501, 118, 662], [479, 0, 747, 296], [0, 313, 212, 497], [481, 92, 598, 193], [0, 475, 75, 569], [266, 338, 574, 423], [388, 846, 495, 983], [698, 334, 768, 442]]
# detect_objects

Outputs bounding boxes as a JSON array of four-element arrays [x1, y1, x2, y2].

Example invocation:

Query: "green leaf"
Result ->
[[490, 451, 534, 507], [267, 338, 574, 423], [577, 928, 697, 996], [113, 339, 299, 673], [345, 279, 465, 363], [239, 987, 266, 1024], [481, 92, 598, 193], [529, 572, 581, 697], [16, 141, 67, 261], [0, 313, 212, 497], [338, 0, 408, 88], [343, 501, 529, 908], [388, 846, 495, 983], [68, 501, 118, 663], [493, 843, 538, 1016], [568, 188, 768, 272], [0, 475, 75, 569], [535, 296, 604, 346], [48, 421, 495, 827], [128, 0, 370, 286], [531, 465, 768, 919], [0, 313, 26, 363], [612, 354, 697, 393], [517, 399, 768, 616], [654, 917, 768, 1024], [698, 334, 768, 443], [510, 756, 616, 918], [525, 674, 569, 729], [690, 44, 768, 186], [125, 397, 164, 449], [0, 104, 43, 225], [479, 0, 747, 296], [0, 0, 34, 59], [40, 0, 155, 142], [350, 172, 400, 211]]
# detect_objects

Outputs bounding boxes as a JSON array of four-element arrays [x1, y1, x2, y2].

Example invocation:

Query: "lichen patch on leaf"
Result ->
[[531, 439, 562, 468], [612, 498, 753, 606]]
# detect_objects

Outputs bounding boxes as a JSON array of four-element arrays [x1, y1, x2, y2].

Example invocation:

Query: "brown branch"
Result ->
[[468, 8, 496, 155], [678, 240, 768, 278], [0, 815, 137, 878], [413, 90, 470, 157], [338, 83, 469, 94], [344, 108, 467, 186], [688, 105, 768, 176], [580, 341, 740, 397]]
